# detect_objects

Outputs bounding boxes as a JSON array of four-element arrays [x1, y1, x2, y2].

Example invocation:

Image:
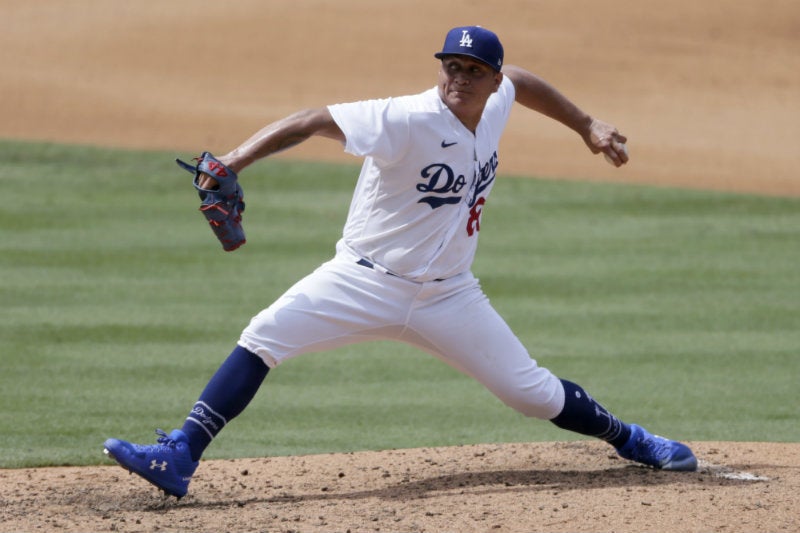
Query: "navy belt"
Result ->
[[356, 258, 444, 281], [356, 258, 397, 276]]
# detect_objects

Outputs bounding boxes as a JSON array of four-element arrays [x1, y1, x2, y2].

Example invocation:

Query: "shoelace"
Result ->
[[634, 434, 670, 463], [154, 429, 179, 448]]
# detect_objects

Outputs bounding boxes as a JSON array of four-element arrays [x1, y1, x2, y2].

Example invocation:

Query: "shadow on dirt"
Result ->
[[140, 464, 763, 512]]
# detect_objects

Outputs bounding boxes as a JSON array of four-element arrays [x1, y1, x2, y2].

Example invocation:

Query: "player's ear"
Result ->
[[493, 72, 503, 92]]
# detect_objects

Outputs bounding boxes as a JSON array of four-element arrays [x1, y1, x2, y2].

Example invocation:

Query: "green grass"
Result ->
[[1, 139, 798, 468]]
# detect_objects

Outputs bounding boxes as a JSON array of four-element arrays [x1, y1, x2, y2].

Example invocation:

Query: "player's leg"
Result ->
[[402, 273, 565, 419], [175, 258, 413, 456], [103, 256, 412, 496], [404, 274, 697, 471], [172, 257, 411, 459], [552, 379, 697, 470], [179, 345, 269, 460], [103, 344, 275, 498]]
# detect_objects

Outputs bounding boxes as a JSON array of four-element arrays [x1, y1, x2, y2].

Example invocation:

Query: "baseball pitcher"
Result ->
[[104, 26, 696, 499]]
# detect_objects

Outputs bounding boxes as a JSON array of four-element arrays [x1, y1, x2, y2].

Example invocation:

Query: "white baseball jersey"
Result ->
[[328, 76, 516, 282]]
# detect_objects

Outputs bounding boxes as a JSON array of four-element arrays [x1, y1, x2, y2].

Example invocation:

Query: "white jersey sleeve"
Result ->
[[329, 97, 411, 164]]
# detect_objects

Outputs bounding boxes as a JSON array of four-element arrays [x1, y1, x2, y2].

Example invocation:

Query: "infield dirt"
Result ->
[[1, 1, 798, 532]]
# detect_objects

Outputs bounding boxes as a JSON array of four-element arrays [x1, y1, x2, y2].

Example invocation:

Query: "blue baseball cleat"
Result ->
[[103, 429, 198, 498], [616, 424, 698, 471]]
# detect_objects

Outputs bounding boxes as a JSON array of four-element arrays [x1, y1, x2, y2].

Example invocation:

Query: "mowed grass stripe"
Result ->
[[1, 140, 798, 467]]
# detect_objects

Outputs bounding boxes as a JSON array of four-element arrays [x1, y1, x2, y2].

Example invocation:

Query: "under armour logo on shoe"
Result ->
[[150, 460, 168, 471], [459, 30, 473, 48]]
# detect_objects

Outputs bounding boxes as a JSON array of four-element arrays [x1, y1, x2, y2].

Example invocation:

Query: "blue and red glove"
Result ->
[[176, 152, 246, 252]]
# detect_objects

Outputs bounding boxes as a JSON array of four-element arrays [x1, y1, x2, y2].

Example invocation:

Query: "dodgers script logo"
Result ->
[[416, 152, 499, 235], [416, 165, 467, 209], [189, 401, 225, 432]]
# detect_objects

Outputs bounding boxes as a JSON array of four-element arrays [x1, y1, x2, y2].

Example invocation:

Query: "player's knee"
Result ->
[[495, 376, 565, 420], [236, 340, 280, 369], [506, 397, 561, 419]]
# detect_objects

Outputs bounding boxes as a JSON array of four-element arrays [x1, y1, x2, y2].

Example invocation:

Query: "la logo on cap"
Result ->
[[458, 30, 473, 48], [434, 26, 504, 72]]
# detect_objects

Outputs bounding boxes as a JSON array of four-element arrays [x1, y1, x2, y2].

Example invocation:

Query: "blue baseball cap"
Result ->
[[434, 26, 504, 72]]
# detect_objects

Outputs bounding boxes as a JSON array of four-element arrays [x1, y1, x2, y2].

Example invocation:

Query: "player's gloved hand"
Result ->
[[176, 152, 246, 252]]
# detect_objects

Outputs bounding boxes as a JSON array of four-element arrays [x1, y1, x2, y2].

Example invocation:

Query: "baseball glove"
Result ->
[[176, 152, 246, 252]]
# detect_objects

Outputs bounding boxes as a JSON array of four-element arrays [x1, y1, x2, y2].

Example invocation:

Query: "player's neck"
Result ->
[[458, 117, 479, 133], [448, 108, 482, 134], [451, 102, 488, 133]]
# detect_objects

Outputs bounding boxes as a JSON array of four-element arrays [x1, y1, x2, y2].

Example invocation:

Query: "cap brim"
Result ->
[[434, 52, 501, 71]]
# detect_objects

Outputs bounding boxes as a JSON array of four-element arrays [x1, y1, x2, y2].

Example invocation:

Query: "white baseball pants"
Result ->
[[239, 247, 565, 420]]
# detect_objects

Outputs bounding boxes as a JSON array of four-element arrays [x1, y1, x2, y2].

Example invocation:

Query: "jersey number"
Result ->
[[466, 197, 486, 236]]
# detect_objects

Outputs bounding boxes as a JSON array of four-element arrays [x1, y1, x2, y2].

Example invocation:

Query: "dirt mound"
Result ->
[[2, 442, 797, 532]]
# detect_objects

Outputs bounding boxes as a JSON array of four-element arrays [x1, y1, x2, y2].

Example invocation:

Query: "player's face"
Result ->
[[438, 56, 503, 129]]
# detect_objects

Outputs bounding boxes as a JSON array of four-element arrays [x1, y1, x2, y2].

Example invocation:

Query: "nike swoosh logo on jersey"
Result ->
[[441, 140, 458, 148]]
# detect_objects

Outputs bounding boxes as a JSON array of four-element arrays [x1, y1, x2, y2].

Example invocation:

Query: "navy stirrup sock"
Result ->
[[550, 379, 631, 448], [181, 346, 269, 461]]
